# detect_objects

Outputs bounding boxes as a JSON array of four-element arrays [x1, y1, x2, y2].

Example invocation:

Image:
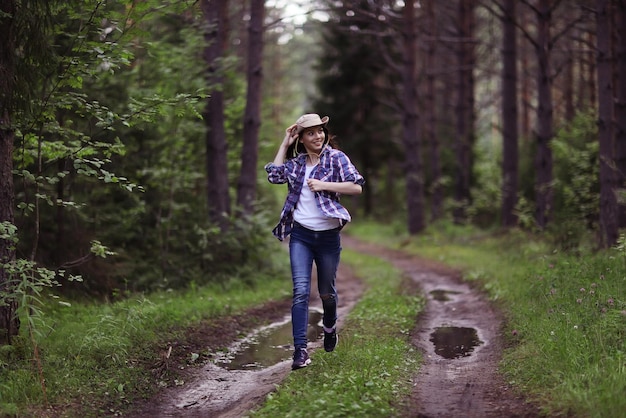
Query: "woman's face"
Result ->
[[300, 125, 326, 154]]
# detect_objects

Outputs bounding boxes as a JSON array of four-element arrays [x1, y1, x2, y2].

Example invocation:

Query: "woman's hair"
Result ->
[[286, 127, 338, 160]]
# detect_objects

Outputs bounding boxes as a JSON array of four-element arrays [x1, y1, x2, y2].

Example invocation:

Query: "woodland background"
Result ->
[[1, 0, 625, 343]]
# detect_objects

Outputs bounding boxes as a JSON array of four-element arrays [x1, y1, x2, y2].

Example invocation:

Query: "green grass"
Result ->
[[0, 254, 291, 417], [251, 250, 425, 418], [347, 220, 626, 418]]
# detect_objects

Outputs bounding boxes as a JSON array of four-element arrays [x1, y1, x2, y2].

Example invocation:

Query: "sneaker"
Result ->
[[324, 328, 338, 352], [291, 347, 311, 370]]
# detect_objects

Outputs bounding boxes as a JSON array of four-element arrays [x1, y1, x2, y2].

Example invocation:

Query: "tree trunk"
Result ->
[[453, 0, 476, 223], [563, 29, 575, 122], [588, 29, 597, 109], [596, 0, 619, 247], [202, 0, 231, 230], [520, 7, 531, 141], [424, 0, 442, 222], [0, 0, 19, 344], [615, 0, 626, 228], [533, 0, 554, 230], [401, 0, 425, 234], [55, 158, 66, 265], [0, 112, 18, 345], [576, 25, 587, 111], [501, 0, 519, 227], [236, 0, 264, 216]]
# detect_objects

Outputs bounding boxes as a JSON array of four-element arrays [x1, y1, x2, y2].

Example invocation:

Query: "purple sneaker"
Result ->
[[291, 347, 311, 370]]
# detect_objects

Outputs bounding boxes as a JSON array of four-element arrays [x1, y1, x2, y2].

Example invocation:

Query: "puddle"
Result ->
[[215, 309, 323, 370], [429, 326, 483, 359], [429, 289, 462, 301]]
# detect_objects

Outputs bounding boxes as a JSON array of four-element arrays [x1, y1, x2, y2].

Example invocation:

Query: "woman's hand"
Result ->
[[307, 179, 363, 195], [282, 124, 298, 148], [306, 178, 324, 192], [272, 124, 299, 165]]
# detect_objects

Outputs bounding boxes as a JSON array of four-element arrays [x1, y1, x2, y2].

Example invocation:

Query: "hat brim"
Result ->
[[296, 116, 329, 133]]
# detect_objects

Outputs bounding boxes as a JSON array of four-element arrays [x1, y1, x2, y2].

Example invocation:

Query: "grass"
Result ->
[[346, 220, 626, 418], [0, 250, 291, 417], [251, 250, 425, 417]]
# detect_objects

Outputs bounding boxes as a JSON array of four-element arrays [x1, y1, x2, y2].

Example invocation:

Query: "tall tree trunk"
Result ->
[[0, 0, 19, 344], [596, 0, 619, 247], [0, 112, 17, 345], [424, 0, 442, 222], [501, 0, 519, 227], [453, 0, 476, 223], [237, 0, 264, 216], [202, 0, 231, 230], [588, 29, 597, 109], [533, 0, 554, 229], [576, 25, 587, 111], [401, 0, 425, 234], [466, 1, 476, 199], [55, 158, 66, 265], [563, 30, 575, 122], [520, 8, 531, 141], [615, 0, 626, 228]]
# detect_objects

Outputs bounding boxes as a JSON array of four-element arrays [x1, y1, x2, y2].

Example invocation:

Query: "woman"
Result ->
[[265, 113, 365, 370]]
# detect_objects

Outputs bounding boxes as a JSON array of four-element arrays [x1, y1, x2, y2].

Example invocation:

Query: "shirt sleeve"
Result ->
[[264, 162, 288, 184], [336, 152, 365, 186]]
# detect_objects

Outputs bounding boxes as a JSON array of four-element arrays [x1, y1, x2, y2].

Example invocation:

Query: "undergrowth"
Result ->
[[0, 251, 290, 417]]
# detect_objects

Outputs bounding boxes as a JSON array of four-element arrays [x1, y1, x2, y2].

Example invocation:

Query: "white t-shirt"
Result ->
[[293, 164, 341, 231]]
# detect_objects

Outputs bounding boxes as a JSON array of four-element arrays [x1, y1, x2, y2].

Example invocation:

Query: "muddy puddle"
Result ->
[[428, 288, 484, 359], [430, 326, 484, 359], [430, 288, 462, 301], [214, 309, 324, 370]]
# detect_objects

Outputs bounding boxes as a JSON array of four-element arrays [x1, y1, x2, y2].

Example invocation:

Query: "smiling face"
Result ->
[[300, 125, 326, 154]]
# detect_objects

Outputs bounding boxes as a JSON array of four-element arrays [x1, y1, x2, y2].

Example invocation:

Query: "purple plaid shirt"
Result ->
[[265, 145, 365, 241]]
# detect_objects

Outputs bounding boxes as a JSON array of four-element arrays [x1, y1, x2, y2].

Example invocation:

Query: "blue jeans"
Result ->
[[289, 222, 341, 349]]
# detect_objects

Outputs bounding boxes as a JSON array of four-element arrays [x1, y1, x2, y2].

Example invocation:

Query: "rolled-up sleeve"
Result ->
[[337, 154, 365, 187], [264, 162, 288, 184]]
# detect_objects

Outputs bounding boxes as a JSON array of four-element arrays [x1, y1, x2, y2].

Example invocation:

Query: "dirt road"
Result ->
[[130, 236, 539, 417], [343, 236, 539, 417]]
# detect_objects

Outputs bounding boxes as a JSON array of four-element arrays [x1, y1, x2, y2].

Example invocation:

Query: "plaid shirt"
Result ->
[[265, 145, 365, 241]]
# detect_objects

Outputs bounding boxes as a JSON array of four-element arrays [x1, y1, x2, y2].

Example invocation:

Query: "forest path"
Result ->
[[130, 236, 539, 417], [342, 236, 540, 417]]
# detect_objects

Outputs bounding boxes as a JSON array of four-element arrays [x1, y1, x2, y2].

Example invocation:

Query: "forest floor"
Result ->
[[129, 236, 542, 418]]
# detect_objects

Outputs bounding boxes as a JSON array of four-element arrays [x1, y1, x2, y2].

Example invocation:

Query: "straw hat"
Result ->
[[295, 114, 329, 134]]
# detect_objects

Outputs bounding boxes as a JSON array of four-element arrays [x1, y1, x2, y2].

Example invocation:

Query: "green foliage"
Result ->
[[514, 134, 538, 222], [1, 223, 89, 338], [465, 109, 601, 249], [72, 2, 257, 293], [0, 225, 111, 409], [549, 111, 599, 249], [513, 195, 536, 231], [11, 1, 205, 279], [8, 0, 270, 298], [612, 233, 626, 271], [468, 137, 502, 226]]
